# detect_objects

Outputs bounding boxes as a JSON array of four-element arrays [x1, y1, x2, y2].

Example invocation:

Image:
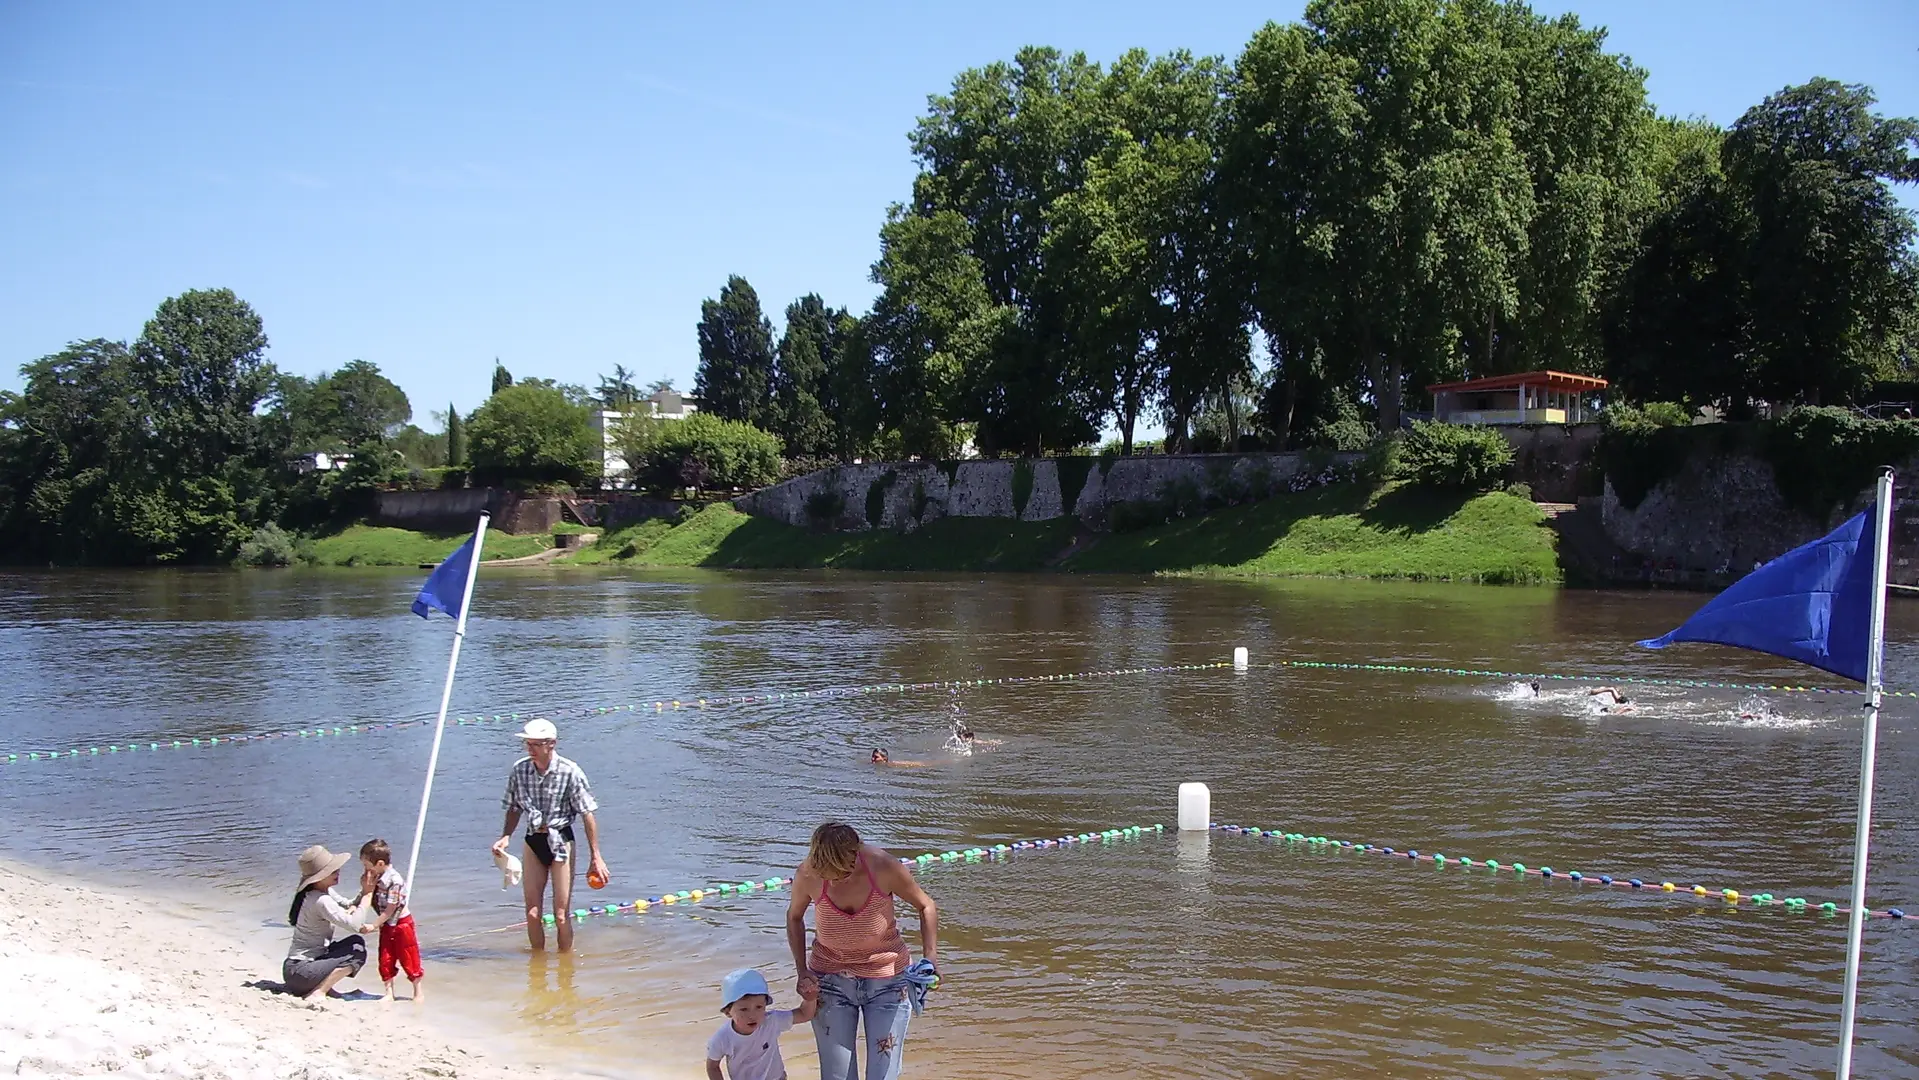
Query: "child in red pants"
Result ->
[[359, 839, 424, 1003]]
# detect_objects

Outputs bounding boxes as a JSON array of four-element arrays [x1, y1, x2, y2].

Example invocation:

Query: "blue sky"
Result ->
[[3, 1, 1915, 432]]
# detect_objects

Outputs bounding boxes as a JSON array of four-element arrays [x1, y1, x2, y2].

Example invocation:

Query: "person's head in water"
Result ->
[[1530, 682, 1541, 696], [808, 822, 862, 881], [871, 749, 889, 763]]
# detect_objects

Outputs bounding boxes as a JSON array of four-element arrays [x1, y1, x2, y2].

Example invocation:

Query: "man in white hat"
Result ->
[[491, 718, 609, 952]]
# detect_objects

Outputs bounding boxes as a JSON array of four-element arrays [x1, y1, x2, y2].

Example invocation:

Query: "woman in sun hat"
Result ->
[[284, 844, 377, 1000]]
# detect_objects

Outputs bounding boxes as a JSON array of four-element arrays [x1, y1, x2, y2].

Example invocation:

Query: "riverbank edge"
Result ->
[[568, 484, 1564, 584], [253, 484, 1563, 582], [0, 855, 591, 1080]]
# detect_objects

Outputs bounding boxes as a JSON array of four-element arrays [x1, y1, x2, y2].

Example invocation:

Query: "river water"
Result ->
[[0, 568, 1914, 1078]]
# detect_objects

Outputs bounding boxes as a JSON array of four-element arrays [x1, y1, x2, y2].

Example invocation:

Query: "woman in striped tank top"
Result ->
[[786, 822, 940, 1080]]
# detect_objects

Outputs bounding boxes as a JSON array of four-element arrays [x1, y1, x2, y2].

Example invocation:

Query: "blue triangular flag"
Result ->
[[412, 537, 476, 620], [1637, 507, 1876, 683]]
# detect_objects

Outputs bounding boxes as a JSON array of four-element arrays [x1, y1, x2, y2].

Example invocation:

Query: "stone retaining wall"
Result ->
[[1600, 453, 1919, 585], [734, 452, 1357, 532]]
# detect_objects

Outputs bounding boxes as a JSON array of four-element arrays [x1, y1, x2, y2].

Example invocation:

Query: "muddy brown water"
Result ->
[[0, 568, 1914, 1077]]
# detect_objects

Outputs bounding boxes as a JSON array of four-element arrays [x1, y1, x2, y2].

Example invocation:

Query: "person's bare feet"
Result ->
[[411, 981, 426, 1004]]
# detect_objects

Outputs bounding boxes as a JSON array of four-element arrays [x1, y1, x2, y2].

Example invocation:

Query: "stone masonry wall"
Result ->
[[1600, 452, 1919, 585], [733, 452, 1358, 533]]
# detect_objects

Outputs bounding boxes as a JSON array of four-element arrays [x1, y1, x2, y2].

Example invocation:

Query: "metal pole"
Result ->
[[403, 511, 491, 905], [1836, 469, 1892, 1080]]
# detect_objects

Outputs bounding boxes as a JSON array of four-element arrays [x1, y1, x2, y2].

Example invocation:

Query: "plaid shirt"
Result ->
[[502, 754, 598, 833]]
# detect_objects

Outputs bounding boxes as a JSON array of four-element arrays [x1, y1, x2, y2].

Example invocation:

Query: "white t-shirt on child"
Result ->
[[706, 1009, 794, 1080]]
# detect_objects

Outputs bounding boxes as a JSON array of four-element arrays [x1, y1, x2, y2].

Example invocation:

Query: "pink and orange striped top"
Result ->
[[808, 853, 909, 978]]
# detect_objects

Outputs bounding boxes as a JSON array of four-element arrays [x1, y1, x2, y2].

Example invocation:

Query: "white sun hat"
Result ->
[[515, 718, 558, 741]]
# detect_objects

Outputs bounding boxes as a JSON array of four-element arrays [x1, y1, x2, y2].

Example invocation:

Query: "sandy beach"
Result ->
[[0, 858, 572, 1080]]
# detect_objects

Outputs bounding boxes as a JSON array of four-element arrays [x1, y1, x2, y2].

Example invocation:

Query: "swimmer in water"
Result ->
[[1530, 681, 1541, 697], [871, 749, 928, 768], [947, 721, 1002, 749], [1587, 686, 1626, 705]]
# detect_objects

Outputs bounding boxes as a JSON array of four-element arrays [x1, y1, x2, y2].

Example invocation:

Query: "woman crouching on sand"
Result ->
[[284, 845, 378, 1000], [788, 822, 939, 1080]]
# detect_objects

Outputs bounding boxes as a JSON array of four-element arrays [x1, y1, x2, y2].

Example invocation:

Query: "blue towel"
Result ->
[[902, 959, 939, 1016]]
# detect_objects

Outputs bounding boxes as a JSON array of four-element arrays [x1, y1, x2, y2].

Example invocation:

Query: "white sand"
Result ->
[[0, 859, 565, 1080]]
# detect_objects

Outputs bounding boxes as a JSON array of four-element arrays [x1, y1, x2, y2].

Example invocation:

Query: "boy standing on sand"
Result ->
[[706, 968, 818, 1080], [491, 718, 611, 953], [358, 839, 424, 1003]]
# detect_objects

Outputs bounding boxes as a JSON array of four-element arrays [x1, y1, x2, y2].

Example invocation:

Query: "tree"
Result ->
[[694, 276, 776, 426], [446, 405, 468, 466], [1726, 79, 1919, 406], [597, 365, 641, 409], [771, 295, 836, 459], [646, 377, 676, 395], [133, 288, 273, 476], [822, 312, 880, 461], [632, 413, 783, 493], [1046, 50, 1230, 454], [1606, 82, 1919, 411], [465, 382, 601, 485], [866, 208, 999, 459], [491, 360, 513, 396], [323, 360, 411, 446]]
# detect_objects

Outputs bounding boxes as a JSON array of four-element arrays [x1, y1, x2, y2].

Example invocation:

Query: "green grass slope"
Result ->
[[299, 525, 553, 567], [626, 505, 1077, 572], [1065, 484, 1558, 584]]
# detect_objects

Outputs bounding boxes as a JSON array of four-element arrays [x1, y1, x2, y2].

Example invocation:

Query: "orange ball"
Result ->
[[588, 867, 608, 890]]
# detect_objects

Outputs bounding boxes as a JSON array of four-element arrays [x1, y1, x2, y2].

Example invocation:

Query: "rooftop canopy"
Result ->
[[1425, 370, 1608, 395]]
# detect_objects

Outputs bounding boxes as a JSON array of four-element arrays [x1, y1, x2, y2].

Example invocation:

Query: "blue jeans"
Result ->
[[812, 971, 914, 1080]]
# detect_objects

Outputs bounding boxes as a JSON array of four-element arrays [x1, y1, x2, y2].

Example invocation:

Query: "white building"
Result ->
[[291, 451, 354, 473], [590, 389, 700, 486]]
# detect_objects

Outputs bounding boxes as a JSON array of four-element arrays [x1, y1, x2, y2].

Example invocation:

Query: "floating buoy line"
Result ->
[[2, 656, 1899, 768], [0, 661, 1233, 765], [439, 823, 1163, 944], [1209, 822, 1908, 922]]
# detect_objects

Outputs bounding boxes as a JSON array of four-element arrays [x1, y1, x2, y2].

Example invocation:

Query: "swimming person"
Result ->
[[491, 718, 610, 953], [1587, 686, 1625, 704], [787, 822, 939, 1080], [871, 749, 928, 768], [1530, 681, 1541, 697]]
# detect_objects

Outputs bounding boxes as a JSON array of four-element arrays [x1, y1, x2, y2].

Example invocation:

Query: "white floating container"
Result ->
[[1178, 782, 1211, 832], [1233, 646, 1248, 672]]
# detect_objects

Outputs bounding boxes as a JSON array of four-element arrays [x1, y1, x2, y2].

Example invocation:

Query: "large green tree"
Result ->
[[1607, 82, 1919, 411], [865, 208, 999, 459], [1728, 79, 1919, 405], [903, 46, 1111, 454], [771, 295, 838, 460], [694, 276, 776, 427], [446, 404, 468, 466], [133, 288, 273, 475], [1046, 50, 1232, 453], [465, 382, 602, 485]]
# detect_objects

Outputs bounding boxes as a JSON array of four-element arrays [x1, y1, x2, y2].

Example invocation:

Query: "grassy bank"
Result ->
[[1064, 485, 1559, 584], [297, 525, 554, 567], [304, 484, 1557, 580], [585, 506, 1078, 572], [561, 484, 1558, 583]]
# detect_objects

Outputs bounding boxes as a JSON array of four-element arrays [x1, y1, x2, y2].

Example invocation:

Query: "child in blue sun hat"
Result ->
[[706, 967, 819, 1080]]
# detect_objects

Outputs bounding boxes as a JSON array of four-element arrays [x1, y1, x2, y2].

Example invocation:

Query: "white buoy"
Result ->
[[1178, 782, 1211, 832], [1233, 646, 1248, 672]]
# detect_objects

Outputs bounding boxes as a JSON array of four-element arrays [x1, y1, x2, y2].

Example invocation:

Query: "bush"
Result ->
[[1599, 401, 1702, 509], [1764, 406, 1919, 519], [1504, 481, 1533, 501], [466, 383, 601, 486], [238, 523, 295, 567], [1397, 422, 1515, 491], [636, 414, 784, 493]]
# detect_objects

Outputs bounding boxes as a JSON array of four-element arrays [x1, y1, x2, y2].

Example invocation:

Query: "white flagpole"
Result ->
[[1836, 468, 1892, 1080], [403, 511, 491, 905]]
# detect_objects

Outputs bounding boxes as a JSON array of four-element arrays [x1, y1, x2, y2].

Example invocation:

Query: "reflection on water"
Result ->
[[0, 568, 1916, 1077]]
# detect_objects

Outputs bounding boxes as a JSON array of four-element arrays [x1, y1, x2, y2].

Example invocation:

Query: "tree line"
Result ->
[[693, 0, 1919, 459]]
